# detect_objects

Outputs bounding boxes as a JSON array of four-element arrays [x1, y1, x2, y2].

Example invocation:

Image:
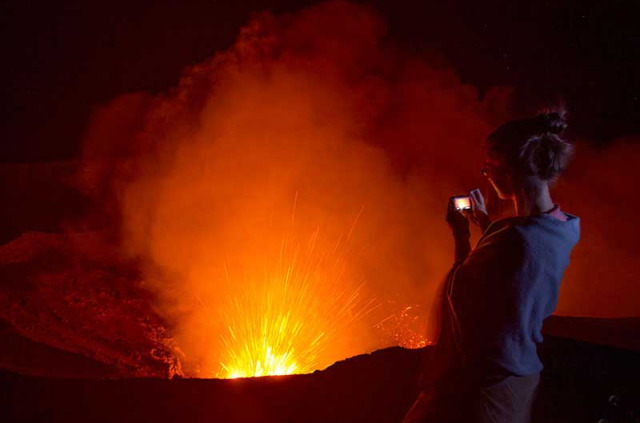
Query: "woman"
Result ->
[[403, 111, 581, 423]]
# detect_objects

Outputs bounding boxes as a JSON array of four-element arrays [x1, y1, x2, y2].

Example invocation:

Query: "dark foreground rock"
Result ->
[[2, 335, 638, 423]]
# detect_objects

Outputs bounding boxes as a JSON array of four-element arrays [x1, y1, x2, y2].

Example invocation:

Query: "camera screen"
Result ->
[[454, 197, 471, 211]]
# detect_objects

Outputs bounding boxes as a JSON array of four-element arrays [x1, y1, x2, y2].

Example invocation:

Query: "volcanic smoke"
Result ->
[[78, 1, 639, 377]]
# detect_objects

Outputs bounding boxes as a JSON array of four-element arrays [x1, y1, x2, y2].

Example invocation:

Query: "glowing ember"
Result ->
[[217, 224, 375, 379], [375, 305, 431, 349]]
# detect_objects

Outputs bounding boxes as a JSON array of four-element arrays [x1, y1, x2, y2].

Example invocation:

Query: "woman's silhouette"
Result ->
[[404, 110, 581, 423]]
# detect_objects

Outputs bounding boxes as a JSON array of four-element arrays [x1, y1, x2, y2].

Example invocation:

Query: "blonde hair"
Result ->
[[487, 110, 574, 181]]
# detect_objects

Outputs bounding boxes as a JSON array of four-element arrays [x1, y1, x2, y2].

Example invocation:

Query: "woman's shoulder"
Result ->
[[475, 219, 528, 254], [483, 213, 580, 252], [464, 221, 528, 273], [481, 217, 526, 242]]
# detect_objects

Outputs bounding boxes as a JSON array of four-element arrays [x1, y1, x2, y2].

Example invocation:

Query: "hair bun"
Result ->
[[487, 109, 574, 181], [536, 110, 567, 135]]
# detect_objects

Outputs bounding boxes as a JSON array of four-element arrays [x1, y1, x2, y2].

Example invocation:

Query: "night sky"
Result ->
[[2, 0, 639, 162]]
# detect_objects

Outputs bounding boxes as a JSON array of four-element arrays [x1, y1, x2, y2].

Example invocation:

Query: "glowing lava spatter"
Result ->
[[375, 305, 431, 349], [217, 214, 375, 379]]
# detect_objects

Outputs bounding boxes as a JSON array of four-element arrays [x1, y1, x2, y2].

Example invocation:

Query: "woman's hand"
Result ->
[[446, 197, 470, 237], [469, 188, 491, 232]]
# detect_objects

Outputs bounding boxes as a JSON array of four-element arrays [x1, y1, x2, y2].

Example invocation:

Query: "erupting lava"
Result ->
[[375, 306, 431, 349], [216, 213, 376, 379]]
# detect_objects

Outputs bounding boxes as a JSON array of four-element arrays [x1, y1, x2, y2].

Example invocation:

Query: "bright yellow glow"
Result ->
[[217, 224, 374, 379]]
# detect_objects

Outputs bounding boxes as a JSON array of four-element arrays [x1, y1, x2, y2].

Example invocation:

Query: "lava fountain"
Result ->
[[215, 203, 376, 379]]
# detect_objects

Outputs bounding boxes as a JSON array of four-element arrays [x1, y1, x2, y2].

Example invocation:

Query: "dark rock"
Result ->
[[1, 336, 638, 423]]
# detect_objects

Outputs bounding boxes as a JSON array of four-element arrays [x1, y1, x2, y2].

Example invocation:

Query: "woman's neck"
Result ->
[[512, 180, 555, 217]]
